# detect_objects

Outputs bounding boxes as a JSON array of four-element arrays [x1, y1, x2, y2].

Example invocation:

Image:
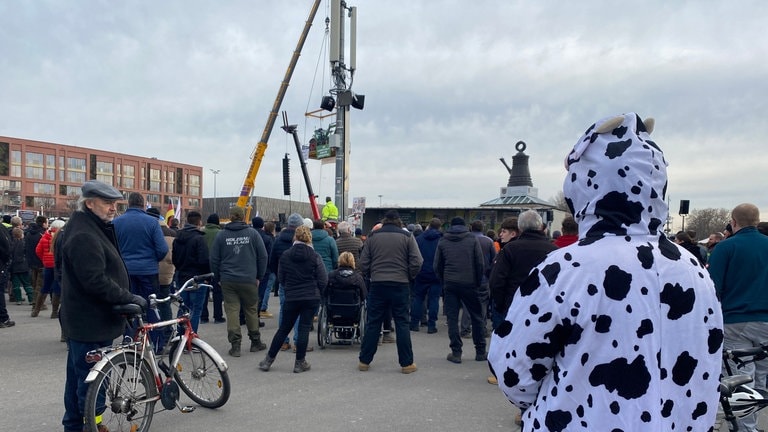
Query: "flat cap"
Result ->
[[81, 180, 122, 200]]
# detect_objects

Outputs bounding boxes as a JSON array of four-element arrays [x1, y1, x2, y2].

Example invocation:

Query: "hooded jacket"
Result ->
[[269, 227, 296, 283], [278, 242, 327, 302], [434, 224, 483, 287], [488, 113, 723, 431], [311, 228, 338, 272], [172, 224, 210, 282], [210, 221, 267, 284], [415, 228, 442, 283], [24, 222, 45, 268]]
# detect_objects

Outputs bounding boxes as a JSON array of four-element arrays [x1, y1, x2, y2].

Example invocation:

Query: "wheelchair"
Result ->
[[317, 283, 366, 348]]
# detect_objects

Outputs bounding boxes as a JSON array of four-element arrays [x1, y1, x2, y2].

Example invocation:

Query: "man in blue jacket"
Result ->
[[411, 218, 442, 333], [113, 192, 168, 304]]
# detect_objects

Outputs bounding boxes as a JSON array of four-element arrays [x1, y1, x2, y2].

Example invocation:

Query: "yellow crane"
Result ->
[[237, 0, 322, 220]]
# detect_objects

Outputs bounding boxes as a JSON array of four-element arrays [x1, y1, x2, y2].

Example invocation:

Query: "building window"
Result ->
[[67, 157, 86, 171], [33, 182, 56, 194], [188, 174, 200, 196], [149, 168, 161, 192], [122, 164, 135, 189], [58, 156, 65, 181], [25, 152, 44, 179], [188, 198, 200, 208], [166, 170, 175, 193], [68, 171, 86, 183], [10, 150, 21, 177], [146, 193, 161, 205], [96, 161, 114, 185]]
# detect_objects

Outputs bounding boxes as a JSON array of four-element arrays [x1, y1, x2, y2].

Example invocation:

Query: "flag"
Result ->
[[175, 196, 182, 222], [165, 200, 174, 222]]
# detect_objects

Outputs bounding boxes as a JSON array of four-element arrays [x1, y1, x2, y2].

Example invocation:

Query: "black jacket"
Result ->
[[434, 225, 484, 287], [489, 230, 557, 313], [258, 229, 275, 277], [278, 243, 327, 302], [24, 222, 45, 268], [326, 265, 366, 300], [269, 228, 295, 283], [172, 224, 210, 282], [10, 238, 29, 273], [58, 209, 134, 343]]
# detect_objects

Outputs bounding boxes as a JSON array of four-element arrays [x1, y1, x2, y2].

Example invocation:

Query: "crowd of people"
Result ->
[[2, 114, 768, 431]]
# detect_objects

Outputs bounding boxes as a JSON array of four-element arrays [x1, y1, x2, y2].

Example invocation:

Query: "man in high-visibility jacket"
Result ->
[[321, 196, 339, 221]]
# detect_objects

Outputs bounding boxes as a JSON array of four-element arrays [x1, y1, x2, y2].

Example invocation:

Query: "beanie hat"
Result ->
[[207, 214, 220, 225], [146, 207, 162, 219], [50, 219, 66, 230], [252, 216, 265, 229], [303, 218, 313, 229], [287, 213, 303, 228], [450, 217, 465, 226]]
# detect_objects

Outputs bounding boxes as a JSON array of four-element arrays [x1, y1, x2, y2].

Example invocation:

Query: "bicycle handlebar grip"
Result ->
[[194, 273, 214, 282]]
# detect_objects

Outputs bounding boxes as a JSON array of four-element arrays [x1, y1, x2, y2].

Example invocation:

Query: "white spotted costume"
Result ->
[[488, 113, 724, 431]]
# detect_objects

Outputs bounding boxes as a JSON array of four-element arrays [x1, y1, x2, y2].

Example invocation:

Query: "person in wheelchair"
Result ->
[[323, 252, 366, 340]]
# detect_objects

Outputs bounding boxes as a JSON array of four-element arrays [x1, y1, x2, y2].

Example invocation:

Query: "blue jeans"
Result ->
[[259, 272, 275, 311], [268, 299, 319, 360], [41, 267, 61, 295], [359, 282, 413, 367], [63, 338, 112, 431], [181, 285, 208, 333], [411, 280, 441, 329]]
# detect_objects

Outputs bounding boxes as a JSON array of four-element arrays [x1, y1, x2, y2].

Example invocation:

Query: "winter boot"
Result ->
[[31, 292, 48, 318], [228, 344, 241, 357], [258, 355, 275, 371], [293, 359, 311, 373], [50, 294, 61, 319]]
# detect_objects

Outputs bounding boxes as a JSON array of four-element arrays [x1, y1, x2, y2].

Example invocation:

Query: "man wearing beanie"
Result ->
[[210, 206, 268, 357], [434, 217, 486, 364], [252, 216, 276, 318], [269, 213, 304, 351], [358, 210, 422, 374], [202, 214, 225, 323]]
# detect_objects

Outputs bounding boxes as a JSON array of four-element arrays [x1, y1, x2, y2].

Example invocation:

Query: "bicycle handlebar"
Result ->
[[148, 273, 215, 308]]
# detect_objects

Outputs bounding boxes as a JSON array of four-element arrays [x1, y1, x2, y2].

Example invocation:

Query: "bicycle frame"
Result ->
[[85, 274, 226, 398]]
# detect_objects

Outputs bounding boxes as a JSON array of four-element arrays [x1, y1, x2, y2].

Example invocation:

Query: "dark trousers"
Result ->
[[461, 282, 489, 333], [41, 267, 61, 295], [63, 338, 112, 431], [444, 283, 486, 356], [411, 280, 441, 329], [359, 282, 413, 367], [267, 298, 319, 361], [201, 280, 224, 321], [0, 271, 9, 322]]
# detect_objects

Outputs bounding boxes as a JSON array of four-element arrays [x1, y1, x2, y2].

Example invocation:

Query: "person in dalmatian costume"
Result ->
[[488, 113, 724, 431]]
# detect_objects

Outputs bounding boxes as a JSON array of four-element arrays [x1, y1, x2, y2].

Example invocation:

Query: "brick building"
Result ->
[[0, 136, 203, 218]]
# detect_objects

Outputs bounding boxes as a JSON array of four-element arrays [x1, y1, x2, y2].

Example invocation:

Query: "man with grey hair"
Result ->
[[335, 221, 363, 265], [489, 210, 556, 318]]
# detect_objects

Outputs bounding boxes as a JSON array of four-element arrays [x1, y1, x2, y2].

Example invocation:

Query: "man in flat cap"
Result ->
[[58, 180, 147, 432]]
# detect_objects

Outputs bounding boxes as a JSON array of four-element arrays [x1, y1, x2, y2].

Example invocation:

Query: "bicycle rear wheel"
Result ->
[[84, 350, 157, 432], [170, 338, 231, 408]]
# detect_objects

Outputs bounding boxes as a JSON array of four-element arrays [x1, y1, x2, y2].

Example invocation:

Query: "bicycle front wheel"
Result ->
[[84, 350, 157, 432], [170, 338, 231, 408]]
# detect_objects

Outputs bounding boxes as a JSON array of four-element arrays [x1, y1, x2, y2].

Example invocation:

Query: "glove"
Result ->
[[131, 294, 148, 311]]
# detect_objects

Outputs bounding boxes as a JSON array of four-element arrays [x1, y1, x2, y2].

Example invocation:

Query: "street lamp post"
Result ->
[[210, 169, 220, 215], [378, 194, 382, 207]]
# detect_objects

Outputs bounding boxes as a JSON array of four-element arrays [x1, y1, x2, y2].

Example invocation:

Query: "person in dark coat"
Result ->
[[411, 218, 442, 333], [434, 217, 485, 363], [253, 216, 276, 318], [172, 210, 211, 333], [25, 215, 47, 314], [269, 212, 303, 351], [58, 180, 146, 432], [259, 225, 327, 373], [10, 228, 33, 305]]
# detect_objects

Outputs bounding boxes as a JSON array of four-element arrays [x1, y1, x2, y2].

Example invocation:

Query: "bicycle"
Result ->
[[718, 345, 768, 431], [82, 273, 231, 432]]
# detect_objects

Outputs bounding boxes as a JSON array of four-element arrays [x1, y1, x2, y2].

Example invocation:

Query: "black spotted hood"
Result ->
[[563, 112, 668, 239]]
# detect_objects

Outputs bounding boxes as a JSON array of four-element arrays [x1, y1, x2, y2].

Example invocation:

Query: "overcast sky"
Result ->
[[1, 1, 766, 227]]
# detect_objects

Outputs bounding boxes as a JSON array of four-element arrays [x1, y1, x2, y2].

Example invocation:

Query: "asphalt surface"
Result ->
[[0, 300, 518, 432]]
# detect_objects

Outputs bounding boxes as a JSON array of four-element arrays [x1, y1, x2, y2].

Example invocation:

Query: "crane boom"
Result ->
[[237, 0, 322, 217]]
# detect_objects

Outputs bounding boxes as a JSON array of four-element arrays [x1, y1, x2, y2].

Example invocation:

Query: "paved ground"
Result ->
[[0, 300, 518, 432]]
